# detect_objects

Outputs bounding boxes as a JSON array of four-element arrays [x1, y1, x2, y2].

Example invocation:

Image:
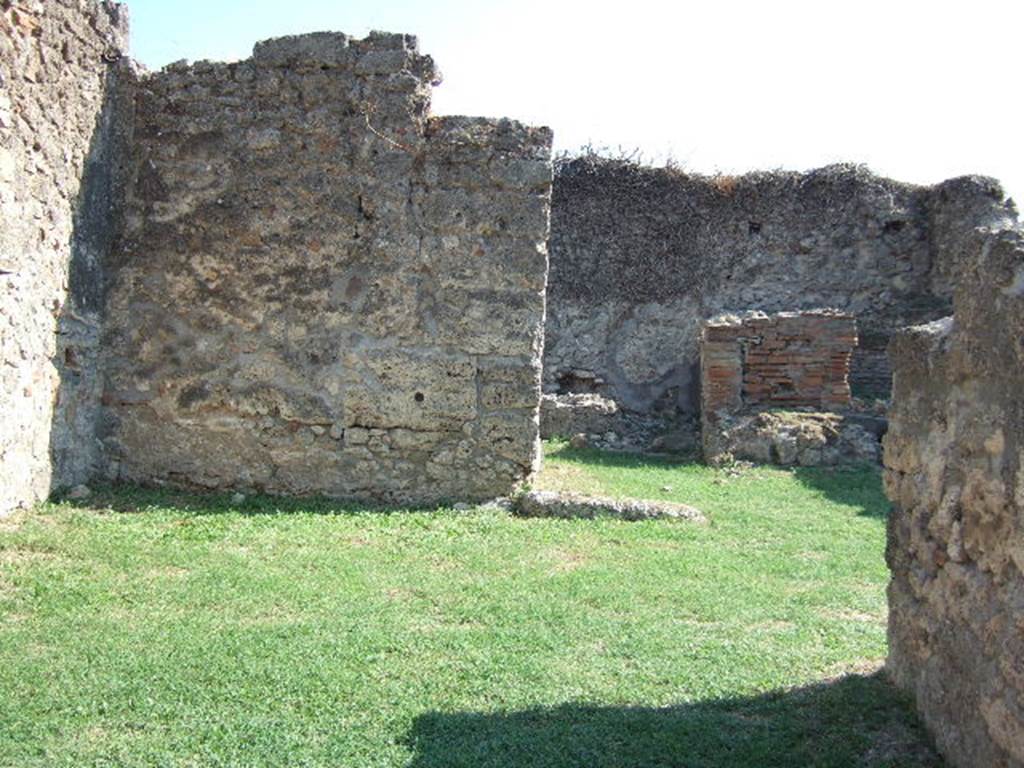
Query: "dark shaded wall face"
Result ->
[[101, 33, 553, 504], [0, 1, 130, 514], [543, 158, 958, 418]]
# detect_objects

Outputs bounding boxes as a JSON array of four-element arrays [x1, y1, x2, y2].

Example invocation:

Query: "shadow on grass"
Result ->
[[404, 671, 942, 768], [790, 465, 890, 520], [53, 482, 430, 518], [57, 447, 889, 521]]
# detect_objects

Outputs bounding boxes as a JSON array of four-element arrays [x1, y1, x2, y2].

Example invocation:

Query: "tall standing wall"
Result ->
[[101, 33, 553, 504], [0, 1, 131, 514], [884, 179, 1024, 767], [544, 159, 994, 437]]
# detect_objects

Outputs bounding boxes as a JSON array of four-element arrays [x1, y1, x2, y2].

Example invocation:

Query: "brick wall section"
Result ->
[[701, 311, 856, 417], [0, 1, 131, 514], [101, 33, 552, 504], [700, 328, 743, 414]]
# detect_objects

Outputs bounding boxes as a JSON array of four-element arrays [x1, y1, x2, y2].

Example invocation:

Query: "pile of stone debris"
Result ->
[[539, 393, 698, 454]]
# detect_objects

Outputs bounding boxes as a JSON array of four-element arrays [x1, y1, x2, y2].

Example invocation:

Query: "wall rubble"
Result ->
[[884, 181, 1024, 767], [101, 33, 553, 504], [0, 0, 131, 514]]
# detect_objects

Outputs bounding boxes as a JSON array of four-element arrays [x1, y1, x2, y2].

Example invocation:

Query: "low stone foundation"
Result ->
[[539, 393, 619, 440], [514, 490, 706, 522], [539, 393, 698, 454]]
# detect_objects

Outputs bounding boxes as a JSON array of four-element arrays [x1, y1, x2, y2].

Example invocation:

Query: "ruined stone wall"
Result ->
[[101, 33, 553, 504], [884, 180, 1024, 767], [545, 159, 961, 431], [0, 0, 131, 514]]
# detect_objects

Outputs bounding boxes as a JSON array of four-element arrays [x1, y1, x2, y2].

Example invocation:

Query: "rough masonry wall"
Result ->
[[545, 159, 961, 429], [884, 181, 1024, 767], [0, 0, 131, 514], [102, 33, 553, 504]]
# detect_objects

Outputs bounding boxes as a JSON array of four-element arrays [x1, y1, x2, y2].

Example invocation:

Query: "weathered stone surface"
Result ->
[[539, 393, 618, 439], [884, 186, 1024, 767], [705, 411, 880, 467], [544, 159, 997, 433], [539, 392, 697, 454], [100, 33, 553, 504], [514, 490, 706, 522], [0, 1, 132, 514]]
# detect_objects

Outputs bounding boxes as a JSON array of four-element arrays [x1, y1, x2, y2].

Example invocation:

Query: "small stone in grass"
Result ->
[[231, 492, 246, 505], [569, 433, 588, 449], [67, 484, 91, 500]]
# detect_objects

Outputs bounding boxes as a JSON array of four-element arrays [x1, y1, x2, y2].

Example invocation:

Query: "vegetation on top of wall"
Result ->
[[553, 144, 926, 196], [548, 150, 937, 313]]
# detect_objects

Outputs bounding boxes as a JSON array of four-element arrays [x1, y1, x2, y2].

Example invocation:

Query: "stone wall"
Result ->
[[884, 181, 1024, 767], [0, 0, 131, 514], [544, 158, 977, 436], [100, 33, 553, 504]]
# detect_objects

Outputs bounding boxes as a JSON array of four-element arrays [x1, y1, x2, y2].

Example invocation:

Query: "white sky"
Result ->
[[127, 0, 1024, 201]]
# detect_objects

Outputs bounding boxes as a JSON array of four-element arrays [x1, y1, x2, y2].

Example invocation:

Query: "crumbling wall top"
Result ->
[[248, 30, 439, 82]]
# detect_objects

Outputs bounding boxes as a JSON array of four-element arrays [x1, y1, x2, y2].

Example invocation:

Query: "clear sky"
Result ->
[[124, 0, 1023, 202]]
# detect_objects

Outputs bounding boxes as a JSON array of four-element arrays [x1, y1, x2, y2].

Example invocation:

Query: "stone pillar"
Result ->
[[0, 1, 132, 514]]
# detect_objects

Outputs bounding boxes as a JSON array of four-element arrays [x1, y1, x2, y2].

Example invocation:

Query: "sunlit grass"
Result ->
[[0, 443, 940, 767]]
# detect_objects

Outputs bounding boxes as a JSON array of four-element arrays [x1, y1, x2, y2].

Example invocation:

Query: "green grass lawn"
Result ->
[[0, 442, 941, 767]]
